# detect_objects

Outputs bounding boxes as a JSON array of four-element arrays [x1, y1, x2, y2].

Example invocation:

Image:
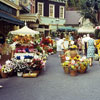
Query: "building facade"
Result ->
[[0, 0, 24, 36], [19, 0, 40, 30], [35, 0, 66, 34]]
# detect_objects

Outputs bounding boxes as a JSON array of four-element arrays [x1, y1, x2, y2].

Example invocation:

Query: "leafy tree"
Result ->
[[67, 0, 80, 8], [80, 0, 100, 25]]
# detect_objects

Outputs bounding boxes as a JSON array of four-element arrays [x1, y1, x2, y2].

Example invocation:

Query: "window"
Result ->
[[49, 4, 55, 18], [59, 6, 64, 19], [38, 2, 44, 16]]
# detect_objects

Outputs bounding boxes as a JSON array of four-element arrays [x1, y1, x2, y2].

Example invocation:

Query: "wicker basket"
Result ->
[[70, 70, 77, 76], [23, 71, 40, 78]]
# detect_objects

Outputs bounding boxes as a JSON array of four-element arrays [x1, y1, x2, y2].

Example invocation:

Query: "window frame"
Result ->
[[59, 6, 64, 19], [37, 2, 44, 16], [49, 4, 55, 18]]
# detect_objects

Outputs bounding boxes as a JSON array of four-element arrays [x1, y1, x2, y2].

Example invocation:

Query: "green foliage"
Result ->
[[80, 0, 99, 25], [67, 0, 80, 8]]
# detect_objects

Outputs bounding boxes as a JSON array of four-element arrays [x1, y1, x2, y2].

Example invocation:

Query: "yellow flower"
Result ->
[[70, 45, 77, 49]]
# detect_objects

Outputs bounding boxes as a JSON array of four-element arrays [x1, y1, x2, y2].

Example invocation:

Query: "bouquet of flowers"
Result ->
[[30, 58, 45, 71], [1, 65, 13, 74], [13, 61, 29, 72], [62, 55, 89, 75], [1, 60, 14, 74]]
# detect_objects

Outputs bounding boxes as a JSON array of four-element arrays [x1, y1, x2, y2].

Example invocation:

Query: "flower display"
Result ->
[[13, 61, 29, 72], [30, 58, 45, 71], [62, 55, 89, 74], [1, 65, 13, 74], [13, 35, 32, 44], [69, 45, 78, 50], [1, 60, 15, 73]]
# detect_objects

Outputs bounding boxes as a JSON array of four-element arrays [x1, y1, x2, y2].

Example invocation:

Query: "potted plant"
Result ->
[[1, 65, 13, 78], [13, 61, 28, 77], [78, 58, 89, 74]]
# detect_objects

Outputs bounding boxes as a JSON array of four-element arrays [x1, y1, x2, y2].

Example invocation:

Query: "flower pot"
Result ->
[[70, 70, 77, 76], [1, 71, 8, 78], [17, 72, 23, 77]]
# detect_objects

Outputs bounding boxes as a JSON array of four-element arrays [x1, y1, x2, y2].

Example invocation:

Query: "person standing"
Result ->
[[62, 38, 69, 53], [57, 35, 64, 56], [87, 37, 95, 66], [82, 35, 86, 55], [77, 36, 82, 53]]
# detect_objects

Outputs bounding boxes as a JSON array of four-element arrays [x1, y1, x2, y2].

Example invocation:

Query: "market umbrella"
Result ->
[[10, 26, 39, 36], [78, 26, 95, 33]]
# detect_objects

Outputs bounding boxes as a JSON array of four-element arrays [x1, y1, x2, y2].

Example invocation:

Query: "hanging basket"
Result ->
[[1, 71, 8, 78], [70, 70, 77, 76]]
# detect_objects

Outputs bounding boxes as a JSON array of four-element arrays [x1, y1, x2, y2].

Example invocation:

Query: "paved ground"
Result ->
[[0, 54, 100, 100]]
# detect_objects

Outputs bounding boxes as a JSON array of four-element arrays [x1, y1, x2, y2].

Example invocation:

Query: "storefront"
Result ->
[[0, 1, 24, 36]]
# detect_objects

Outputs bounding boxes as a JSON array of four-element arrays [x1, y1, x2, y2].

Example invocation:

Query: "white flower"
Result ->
[[6, 60, 11, 65], [80, 58, 83, 61], [82, 56, 86, 60], [71, 60, 75, 64], [66, 57, 70, 61]]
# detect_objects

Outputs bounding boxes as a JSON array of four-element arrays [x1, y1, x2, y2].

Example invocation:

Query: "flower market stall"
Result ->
[[0, 26, 47, 78], [61, 45, 89, 76]]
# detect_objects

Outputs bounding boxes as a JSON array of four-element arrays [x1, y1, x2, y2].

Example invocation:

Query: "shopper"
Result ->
[[87, 37, 95, 66], [62, 38, 69, 53], [57, 35, 64, 56]]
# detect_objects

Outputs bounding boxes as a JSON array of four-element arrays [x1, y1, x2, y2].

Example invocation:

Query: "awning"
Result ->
[[40, 16, 66, 25], [58, 26, 76, 32], [0, 12, 24, 25]]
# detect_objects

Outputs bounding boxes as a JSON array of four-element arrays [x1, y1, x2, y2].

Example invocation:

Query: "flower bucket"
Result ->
[[63, 67, 70, 74], [17, 72, 23, 77], [70, 70, 77, 76], [1, 71, 8, 78]]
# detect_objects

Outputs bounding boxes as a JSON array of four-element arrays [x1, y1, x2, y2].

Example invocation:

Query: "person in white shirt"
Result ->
[[57, 37, 64, 56], [82, 35, 86, 55], [62, 38, 69, 51]]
